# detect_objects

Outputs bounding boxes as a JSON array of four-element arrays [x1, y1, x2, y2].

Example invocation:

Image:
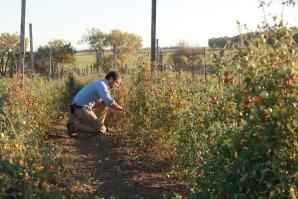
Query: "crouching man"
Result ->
[[67, 71, 123, 137]]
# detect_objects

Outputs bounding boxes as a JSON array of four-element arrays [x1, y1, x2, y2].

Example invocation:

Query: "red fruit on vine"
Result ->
[[224, 77, 230, 83], [210, 96, 217, 104], [177, 101, 184, 108], [48, 164, 54, 171], [243, 96, 251, 106], [254, 96, 262, 105], [172, 176, 179, 181], [259, 113, 268, 122]]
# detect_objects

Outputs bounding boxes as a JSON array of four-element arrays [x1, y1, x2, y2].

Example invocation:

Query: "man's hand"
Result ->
[[109, 102, 124, 114]]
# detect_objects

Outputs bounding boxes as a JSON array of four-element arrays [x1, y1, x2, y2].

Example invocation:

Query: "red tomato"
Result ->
[[224, 77, 230, 83], [210, 96, 217, 103], [172, 176, 179, 181], [243, 96, 251, 106], [259, 113, 268, 122], [254, 96, 262, 105]]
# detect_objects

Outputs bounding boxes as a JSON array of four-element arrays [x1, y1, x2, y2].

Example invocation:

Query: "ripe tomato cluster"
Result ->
[[242, 95, 263, 106], [223, 71, 236, 84], [210, 95, 217, 104]]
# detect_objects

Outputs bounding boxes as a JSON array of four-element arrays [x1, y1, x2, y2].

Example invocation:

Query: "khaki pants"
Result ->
[[70, 101, 108, 134]]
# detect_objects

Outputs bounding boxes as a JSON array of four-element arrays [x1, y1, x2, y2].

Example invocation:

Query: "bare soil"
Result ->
[[48, 117, 187, 199]]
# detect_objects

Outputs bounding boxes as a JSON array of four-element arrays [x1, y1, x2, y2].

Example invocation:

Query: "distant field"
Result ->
[[67, 50, 152, 69], [67, 48, 213, 70], [65, 52, 96, 69]]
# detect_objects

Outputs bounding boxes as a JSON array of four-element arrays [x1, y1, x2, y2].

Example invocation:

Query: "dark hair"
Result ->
[[105, 71, 119, 81]]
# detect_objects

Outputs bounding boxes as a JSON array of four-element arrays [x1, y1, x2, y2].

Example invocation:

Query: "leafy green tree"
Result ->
[[171, 41, 203, 70], [106, 29, 142, 68], [0, 33, 27, 77], [35, 39, 76, 76], [81, 28, 106, 72], [105, 29, 124, 68]]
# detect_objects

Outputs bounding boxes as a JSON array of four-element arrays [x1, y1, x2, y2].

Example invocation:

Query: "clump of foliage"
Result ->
[[35, 39, 76, 76], [0, 77, 70, 198], [175, 17, 298, 199]]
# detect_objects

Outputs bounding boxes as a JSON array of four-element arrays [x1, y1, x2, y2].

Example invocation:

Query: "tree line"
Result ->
[[208, 26, 298, 49], [80, 28, 142, 73], [171, 26, 298, 72], [0, 28, 142, 78], [1, 26, 297, 78]]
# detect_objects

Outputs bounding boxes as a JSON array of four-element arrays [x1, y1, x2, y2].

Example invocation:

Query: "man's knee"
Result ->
[[93, 101, 108, 116], [91, 120, 104, 132]]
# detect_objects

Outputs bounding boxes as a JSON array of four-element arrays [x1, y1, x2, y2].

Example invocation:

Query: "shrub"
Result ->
[[175, 24, 298, 198], [0, 77, 70, 198]]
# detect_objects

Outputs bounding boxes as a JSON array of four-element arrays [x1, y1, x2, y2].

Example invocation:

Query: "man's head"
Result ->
[[105, 71, 120, 88]]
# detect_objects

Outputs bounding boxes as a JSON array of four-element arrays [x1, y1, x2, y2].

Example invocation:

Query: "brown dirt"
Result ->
[[48, 116, 187, 199]]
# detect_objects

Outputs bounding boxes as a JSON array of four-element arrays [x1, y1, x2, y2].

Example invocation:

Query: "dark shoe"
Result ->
[[67, 122, 77, 137]]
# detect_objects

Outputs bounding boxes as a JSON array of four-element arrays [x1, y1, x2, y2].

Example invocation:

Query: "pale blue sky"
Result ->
[[0, 0, 297, 50]]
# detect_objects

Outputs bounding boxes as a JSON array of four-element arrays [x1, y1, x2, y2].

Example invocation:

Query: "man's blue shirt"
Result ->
[[72, 79, 114, 109]]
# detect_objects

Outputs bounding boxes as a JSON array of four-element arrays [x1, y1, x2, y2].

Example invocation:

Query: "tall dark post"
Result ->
[[57, 65, 60, 79], [19, 0, 26, 80], [151, 0, 157, 76], [49, 49, 52, 81], [156, 39, 159, 63], [203, 48, 208, 86], [29, 23, 35, 81], [159, 53, 163, 72]]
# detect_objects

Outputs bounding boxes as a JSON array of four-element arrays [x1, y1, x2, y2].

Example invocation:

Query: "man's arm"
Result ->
[[96, 81, 114, 106], [109, 102, 123, 112], [96, 81, 123, 113]]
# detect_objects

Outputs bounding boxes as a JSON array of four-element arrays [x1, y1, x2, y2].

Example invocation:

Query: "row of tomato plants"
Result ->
[[0, 76, 71, 198], [108, 24, 297, 198]]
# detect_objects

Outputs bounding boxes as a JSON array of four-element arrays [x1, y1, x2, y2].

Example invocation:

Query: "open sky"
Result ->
[[0, 0, 297, 50]]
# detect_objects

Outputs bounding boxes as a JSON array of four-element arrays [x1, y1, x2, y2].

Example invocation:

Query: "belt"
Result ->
[[72, 104, 83, 109]]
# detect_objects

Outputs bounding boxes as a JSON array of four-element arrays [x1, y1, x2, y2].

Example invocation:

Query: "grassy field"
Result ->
[[67, 51, 151, 69], [67, 48, 213, 70], [66, 52, 96, 69]]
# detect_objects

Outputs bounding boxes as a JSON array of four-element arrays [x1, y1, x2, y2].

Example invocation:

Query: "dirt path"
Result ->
[[48, 117, 187, 199]]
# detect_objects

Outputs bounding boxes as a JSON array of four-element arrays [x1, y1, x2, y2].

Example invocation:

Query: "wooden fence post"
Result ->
[[19, 0, 26, 80], [29, 23, 35, 82], [61, 65, 64, 80], [113, 45, 117, 69], [203, 48, 208, 86], [48, 49, 52, 81], [150, 0, 157, 77], [57, 64, 60, 79]]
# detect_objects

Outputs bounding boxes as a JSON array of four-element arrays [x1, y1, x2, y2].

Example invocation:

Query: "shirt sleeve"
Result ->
[[96, 82, 114, 106]]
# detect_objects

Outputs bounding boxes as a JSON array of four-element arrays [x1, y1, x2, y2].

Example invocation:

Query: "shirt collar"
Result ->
[[103, 78, 110, 89]]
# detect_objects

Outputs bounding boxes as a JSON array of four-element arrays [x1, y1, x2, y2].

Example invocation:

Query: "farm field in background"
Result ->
[[65, 52, 96, 69], [66, 48, 215, 70], [67, 50, 154, 69]]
